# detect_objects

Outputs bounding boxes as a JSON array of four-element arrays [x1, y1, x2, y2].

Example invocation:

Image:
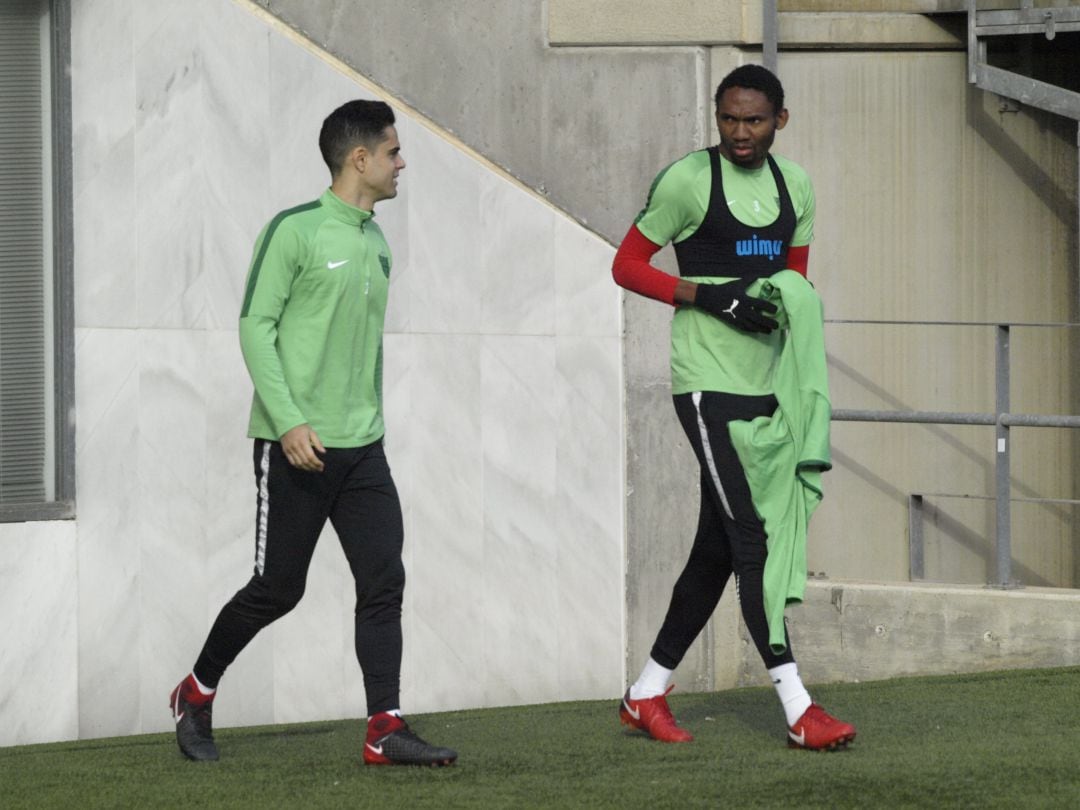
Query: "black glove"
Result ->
[[693, 278, 778, 334]]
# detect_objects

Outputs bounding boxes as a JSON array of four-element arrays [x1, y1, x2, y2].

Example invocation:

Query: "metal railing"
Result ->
[[828, 320, 1080, 589], [968, 0, 1080, 122]]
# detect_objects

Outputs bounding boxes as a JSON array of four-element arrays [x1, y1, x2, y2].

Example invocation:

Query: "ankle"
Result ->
[[630, 658, 674, 701], [366, 712, 404, 739], [181, 674, 216, 704]]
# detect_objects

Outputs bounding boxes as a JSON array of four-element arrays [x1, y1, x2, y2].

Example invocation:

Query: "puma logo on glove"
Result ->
[[693, 278, 778, 334]]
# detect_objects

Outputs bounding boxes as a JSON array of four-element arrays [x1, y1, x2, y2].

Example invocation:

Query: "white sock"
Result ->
[[768, 662, 811, 726], [370, 708, 402, 722], [629, 658, 674, 701], [191, 673, 216, 696]]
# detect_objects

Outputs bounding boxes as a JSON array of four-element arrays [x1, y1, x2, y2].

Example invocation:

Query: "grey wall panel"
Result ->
[[255, 0, 706, 243]]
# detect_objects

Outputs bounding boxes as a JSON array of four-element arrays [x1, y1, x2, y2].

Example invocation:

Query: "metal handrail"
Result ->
[[825, 319, 1080, 588], [833, 410, 1080, 429]]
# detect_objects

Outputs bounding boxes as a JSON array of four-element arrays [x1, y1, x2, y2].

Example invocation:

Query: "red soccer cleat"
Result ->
[[619, 686, 694, 743], [787, 703, 856, 751]]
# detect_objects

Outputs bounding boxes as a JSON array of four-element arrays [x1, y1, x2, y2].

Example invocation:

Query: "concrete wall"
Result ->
[[716, 46, 1079, 689], [721, 579, 1080, 689], [252, 0, 724, 700], [0, 522, 79, 744], [256, 1, 1079, 695], [251, 0, 708, 244], [0, 0, 625, 748], [5, 0, 1078, 749], [548, 0, 967, 48], [773, 49, 1079, 589]]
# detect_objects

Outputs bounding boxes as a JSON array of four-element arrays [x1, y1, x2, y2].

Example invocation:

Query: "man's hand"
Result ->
[[693, 278, 778, 334], [280, 424, 326, 472]]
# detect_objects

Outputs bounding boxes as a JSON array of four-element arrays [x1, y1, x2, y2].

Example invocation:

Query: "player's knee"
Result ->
[[236, 576, 305, 620], [271, 582, 306, 616]]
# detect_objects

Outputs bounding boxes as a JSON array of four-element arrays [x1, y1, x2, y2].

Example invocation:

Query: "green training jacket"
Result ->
[[239, 188, 392, 447], [727, 270, 832, 654]]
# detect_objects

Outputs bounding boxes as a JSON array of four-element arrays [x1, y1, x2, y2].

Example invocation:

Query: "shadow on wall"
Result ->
[[828, 350, 1073, 521], [964, 73, 1080, 589], [827, 347, 1072, 588], [829, 446, 1054, 587], [965, 84, 1077, 230]]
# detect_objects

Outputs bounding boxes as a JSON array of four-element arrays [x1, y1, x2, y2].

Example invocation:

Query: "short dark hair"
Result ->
[[318, 99, 396, 176], [714, 64, 785, 115]]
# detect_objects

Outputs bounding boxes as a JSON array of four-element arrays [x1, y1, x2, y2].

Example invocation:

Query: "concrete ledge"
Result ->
[[549, 2, 963, 49], [780, 1, 968, 11], [718, 580, 1080, 688], [778, 12, 963, 48], [548, 0, 756, 46]]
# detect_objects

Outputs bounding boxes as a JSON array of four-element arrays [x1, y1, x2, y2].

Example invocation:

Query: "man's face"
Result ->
[[715, 87, 788, 170], [360, 125, 405, 204]]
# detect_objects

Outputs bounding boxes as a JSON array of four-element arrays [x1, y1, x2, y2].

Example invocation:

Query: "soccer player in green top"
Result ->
[[612, 65, 856, 751], [169, 99, 457, 767]]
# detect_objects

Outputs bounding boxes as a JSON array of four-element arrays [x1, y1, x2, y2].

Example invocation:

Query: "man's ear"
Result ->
[[349, 144, 370, 173], [775, 108, 789, 130]]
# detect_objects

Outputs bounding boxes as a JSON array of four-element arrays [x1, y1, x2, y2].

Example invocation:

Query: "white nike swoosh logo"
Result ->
[[365, 742, 383, 755], [327, 260, 349, 269], [789, 728, 806, 746], [173, 694, 184, 724], [622, 699, 640, 721]]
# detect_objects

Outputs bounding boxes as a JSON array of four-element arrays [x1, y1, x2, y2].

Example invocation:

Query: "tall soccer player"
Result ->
[[612, 65, 856, 751], [169, 100, 457, 767]]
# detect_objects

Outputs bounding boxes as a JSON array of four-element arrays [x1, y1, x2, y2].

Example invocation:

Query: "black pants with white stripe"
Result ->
[[193, 439, 405, 715], [650, 391, 796, 671]]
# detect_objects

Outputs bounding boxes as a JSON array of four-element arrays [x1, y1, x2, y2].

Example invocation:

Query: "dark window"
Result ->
[[0, 0, 74, 521]]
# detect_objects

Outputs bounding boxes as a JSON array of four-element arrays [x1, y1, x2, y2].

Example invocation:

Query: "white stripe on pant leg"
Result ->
[[692, 391, 734, 520], [256, 440, 271, 576]]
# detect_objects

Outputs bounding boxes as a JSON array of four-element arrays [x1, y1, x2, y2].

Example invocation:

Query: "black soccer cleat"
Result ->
[[363, 713, 457, 766], [169, 676, 219, 762]]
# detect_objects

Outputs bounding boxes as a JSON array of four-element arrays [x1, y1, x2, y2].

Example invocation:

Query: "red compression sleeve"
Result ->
[[612, 225, 678, 306], [787, 244, 809, 277]]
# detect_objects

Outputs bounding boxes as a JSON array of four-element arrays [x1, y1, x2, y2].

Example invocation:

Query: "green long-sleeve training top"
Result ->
[[239, 188, 392, 447]]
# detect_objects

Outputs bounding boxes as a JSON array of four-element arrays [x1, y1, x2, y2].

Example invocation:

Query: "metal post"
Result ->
[[994, 325, 1013, 587], [967, 0, 977, 83], [763, 0, 778, 75], [909, 494, 925, 580]]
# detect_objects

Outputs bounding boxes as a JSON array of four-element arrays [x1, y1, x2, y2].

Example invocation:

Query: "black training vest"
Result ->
[[673, 147, 796, 281]]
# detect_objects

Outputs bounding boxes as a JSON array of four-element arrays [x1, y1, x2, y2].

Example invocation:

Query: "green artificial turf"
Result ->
[[3, 667, 1079, 809]]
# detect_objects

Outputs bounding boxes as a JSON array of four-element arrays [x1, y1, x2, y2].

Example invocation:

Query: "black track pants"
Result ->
[[650, 391, 796, 671], [194, 439, 405, 715]]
